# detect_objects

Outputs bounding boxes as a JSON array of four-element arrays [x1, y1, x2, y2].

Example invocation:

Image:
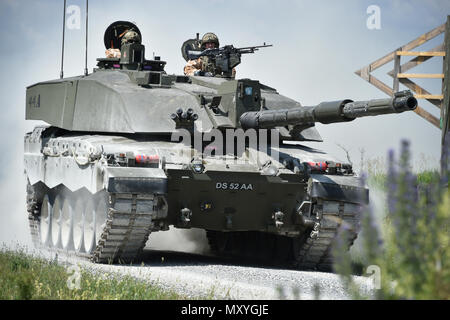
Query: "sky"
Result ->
[[0, 0, 448, 245]]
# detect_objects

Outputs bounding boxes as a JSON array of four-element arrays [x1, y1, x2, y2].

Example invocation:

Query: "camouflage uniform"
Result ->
[[184, 56, 219, 76], [121, 30, 141, 45], [184, 32, 235, 77], [105, 30, 140, 59]]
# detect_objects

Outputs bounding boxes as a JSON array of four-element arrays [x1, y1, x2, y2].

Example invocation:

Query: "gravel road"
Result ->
[[6, 222, 377, 300], [31, 243, 375, 300]]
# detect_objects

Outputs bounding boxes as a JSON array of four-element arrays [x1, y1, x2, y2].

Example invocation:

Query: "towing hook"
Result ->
[[272, 210, 284, 229], [180, 207, 192, 225]]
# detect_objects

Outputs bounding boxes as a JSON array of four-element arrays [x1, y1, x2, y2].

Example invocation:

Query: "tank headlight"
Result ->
[[193, 164, 203, 173], [191, 161, 204, 174]]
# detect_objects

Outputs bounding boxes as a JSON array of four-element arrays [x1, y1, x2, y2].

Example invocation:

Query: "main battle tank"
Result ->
[[24, 21, 417, 270]]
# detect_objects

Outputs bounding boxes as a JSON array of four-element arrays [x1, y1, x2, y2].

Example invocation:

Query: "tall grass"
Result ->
[[0, 247, 186, 300], [334, 137, 450, 299]]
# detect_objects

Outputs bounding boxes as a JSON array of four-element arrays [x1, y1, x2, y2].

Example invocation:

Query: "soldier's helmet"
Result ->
[[121, 30, 141, 45], [201, 32, 219, 49]]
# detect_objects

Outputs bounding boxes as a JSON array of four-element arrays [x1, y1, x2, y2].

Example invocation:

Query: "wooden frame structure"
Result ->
[[355, 19, 448, 129], [442, 17, 450, 176], [442, 17, 450, 150]]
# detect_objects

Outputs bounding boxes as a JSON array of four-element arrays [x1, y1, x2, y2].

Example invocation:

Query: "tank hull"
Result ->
[[25, 126, 366, 269]]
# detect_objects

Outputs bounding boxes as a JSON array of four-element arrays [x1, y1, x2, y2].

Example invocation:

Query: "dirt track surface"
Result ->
[[31, 246, 375, 300]]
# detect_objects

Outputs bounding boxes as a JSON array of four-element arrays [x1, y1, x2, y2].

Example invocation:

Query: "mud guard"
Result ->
[[105, 167, 168, 194], [307, 174, 369, 204]]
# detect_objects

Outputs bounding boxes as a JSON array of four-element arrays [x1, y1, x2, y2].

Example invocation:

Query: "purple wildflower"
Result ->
[[386, 149, 397, 215]]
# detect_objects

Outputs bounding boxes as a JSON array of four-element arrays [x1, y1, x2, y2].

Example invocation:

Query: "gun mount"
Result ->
[[187, 43, 273, 78], [239, 90, 417, 130]]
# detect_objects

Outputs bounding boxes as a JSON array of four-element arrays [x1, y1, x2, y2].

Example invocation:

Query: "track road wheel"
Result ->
[[61, 196, 75, 251], [95, 194, 108, 247], [51, 195, 63, 248], [39, 194, 52, 246], [83, 200, 96, 254], [73, 196, 85, 253]]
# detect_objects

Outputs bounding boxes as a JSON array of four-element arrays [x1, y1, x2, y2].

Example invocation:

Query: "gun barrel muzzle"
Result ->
[[393, 95, 417, 111], [342, 90, 417, 119]]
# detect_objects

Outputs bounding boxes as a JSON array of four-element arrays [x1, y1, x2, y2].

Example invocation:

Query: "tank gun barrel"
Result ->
[[239, 90, 417, 129]]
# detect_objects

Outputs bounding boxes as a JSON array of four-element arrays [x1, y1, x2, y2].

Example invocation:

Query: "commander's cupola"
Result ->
[[96, 21, 166, 72]]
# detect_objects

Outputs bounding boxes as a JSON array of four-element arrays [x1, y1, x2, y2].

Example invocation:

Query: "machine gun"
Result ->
[[188, 43, 272, 77], [239, 90, 418, 130]]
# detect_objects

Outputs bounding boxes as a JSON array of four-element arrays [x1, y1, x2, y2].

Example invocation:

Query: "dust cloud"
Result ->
[[0, 162, 34, 249], [146, 227, 211, 254]]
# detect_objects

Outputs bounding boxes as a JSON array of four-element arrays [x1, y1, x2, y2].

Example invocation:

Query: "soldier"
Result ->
[[184, 32, 235, 77], [105, 30, 141, 58], [121, 30, 141, 45]]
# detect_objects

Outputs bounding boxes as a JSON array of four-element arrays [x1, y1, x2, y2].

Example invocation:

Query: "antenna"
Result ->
[[84, 0, 89, 76], [60, 0, 66, 79]]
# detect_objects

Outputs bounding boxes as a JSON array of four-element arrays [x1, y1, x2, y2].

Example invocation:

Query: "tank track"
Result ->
[[28, 214, 41, 247], [27, 185, 157, 263], [27, 182, 41, 246], [206, 200, 361, 271], [292, 200, 361, 271], [92, 193, 155, 263]]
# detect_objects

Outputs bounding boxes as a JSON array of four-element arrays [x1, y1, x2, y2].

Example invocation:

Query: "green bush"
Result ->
[[334, 139, 450, 299]]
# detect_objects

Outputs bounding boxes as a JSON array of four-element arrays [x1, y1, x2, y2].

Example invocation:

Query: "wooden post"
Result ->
[[393, 48, 401, 92], [442, 16, 450, 176]]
